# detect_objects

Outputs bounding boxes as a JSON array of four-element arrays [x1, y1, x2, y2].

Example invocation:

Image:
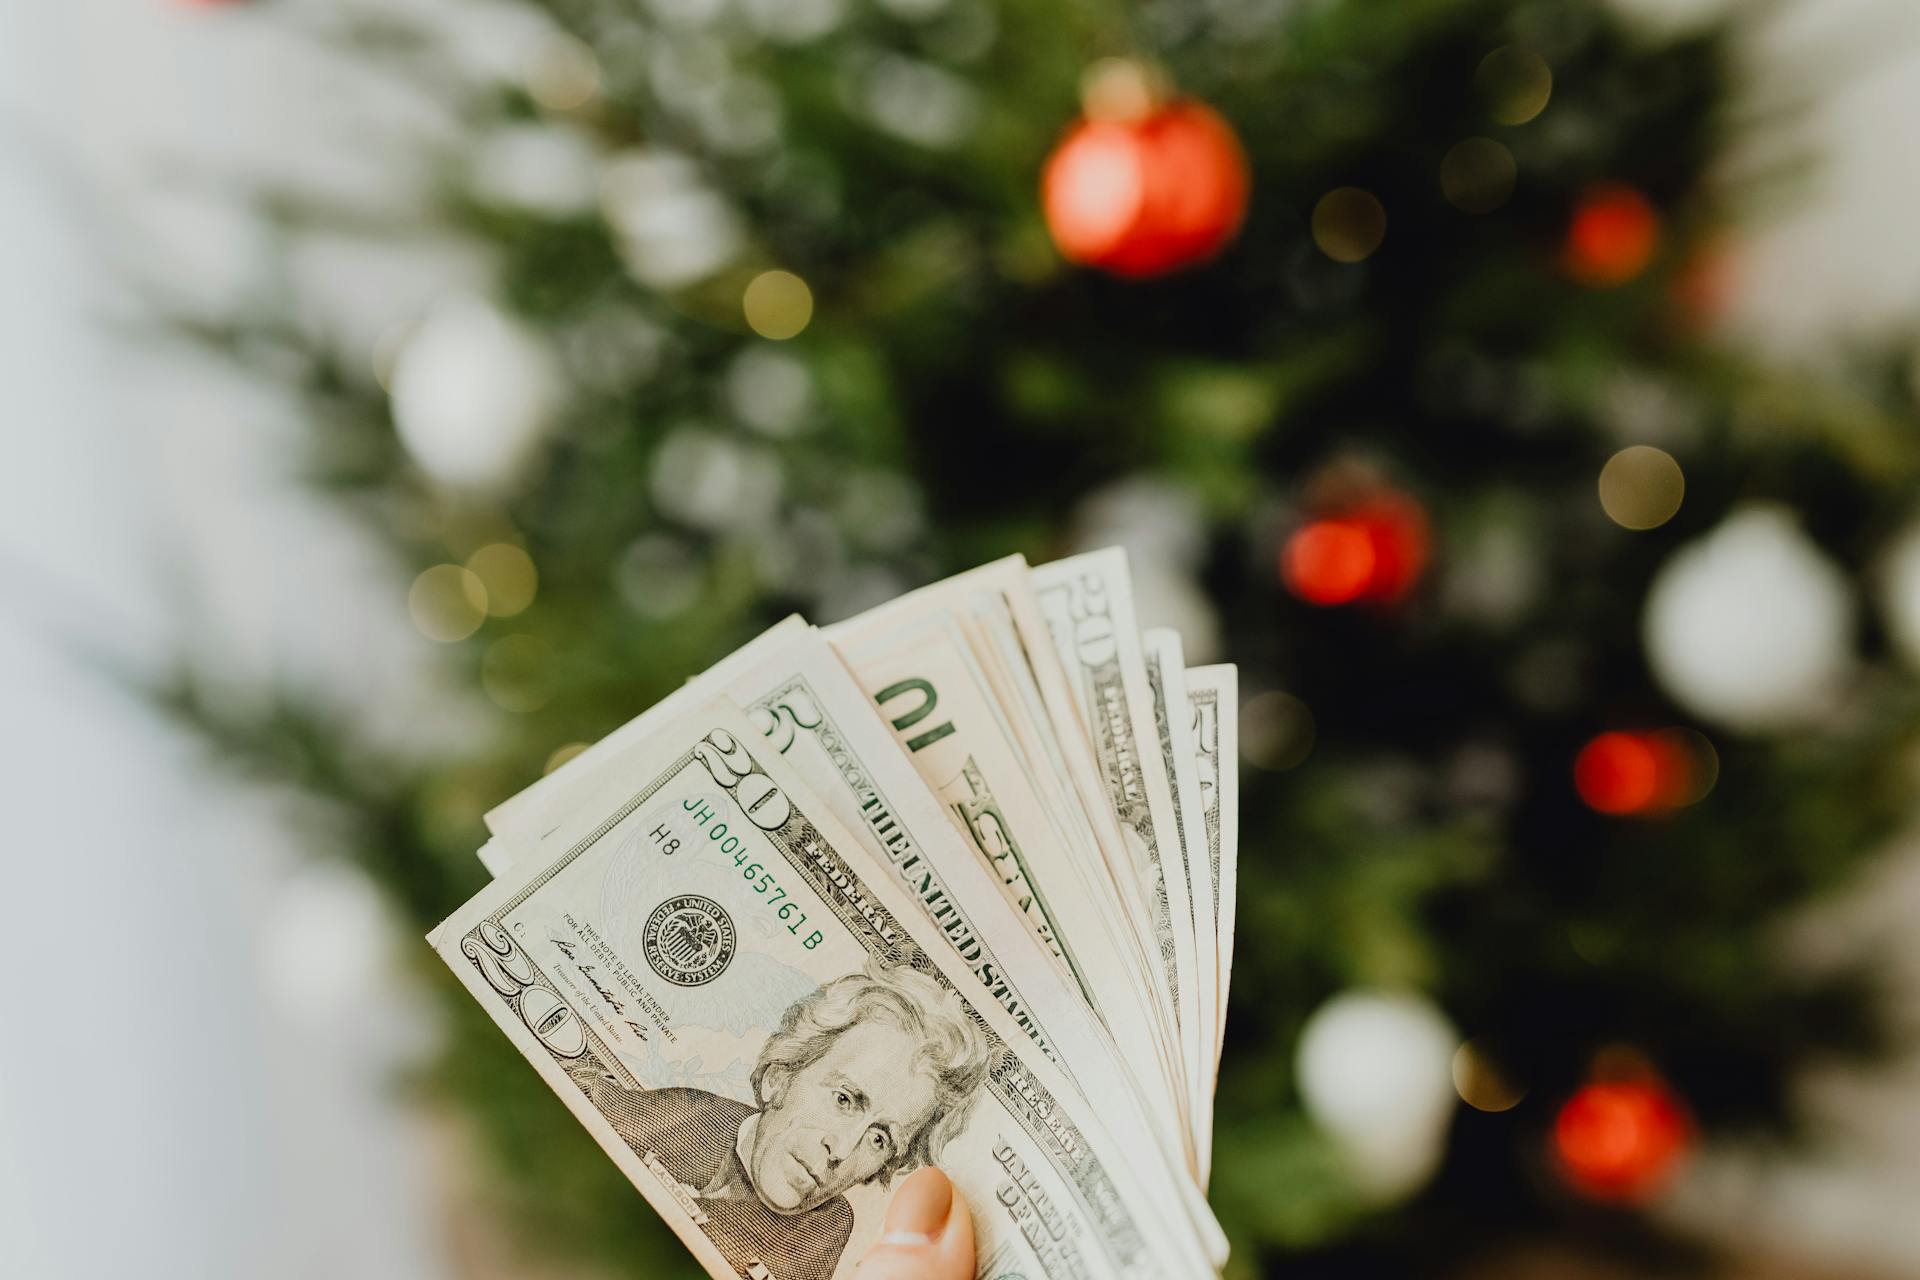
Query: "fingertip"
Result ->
[[855, 1168, 974, 1280], [938, 1173, 973, 1258], [883, 1166, 954, 1238]]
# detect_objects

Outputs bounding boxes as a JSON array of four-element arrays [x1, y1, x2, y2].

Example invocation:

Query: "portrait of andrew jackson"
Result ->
[[579, 962, 992, 1280]]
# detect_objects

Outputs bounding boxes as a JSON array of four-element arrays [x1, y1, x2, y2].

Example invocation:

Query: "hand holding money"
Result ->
[[432, 550, 1239, 1280]]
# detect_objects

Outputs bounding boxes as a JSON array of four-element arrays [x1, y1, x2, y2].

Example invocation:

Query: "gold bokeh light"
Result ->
[[1312, 188, 1387, 264], [1453, 1039, 1525, 1113], [1241, 690, 1315, 771], [467, 542, 539, 618], [743, 270, 814, 340], [409, 564, 489, 643], [526, 34, 600, 112], [1598, 445, 1685, 530], [1476, 46, 1552, 126], [1079, 57, 1161, 123]]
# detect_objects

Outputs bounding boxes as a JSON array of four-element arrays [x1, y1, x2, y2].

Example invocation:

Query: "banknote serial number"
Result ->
[[664, 800, 824, 949]]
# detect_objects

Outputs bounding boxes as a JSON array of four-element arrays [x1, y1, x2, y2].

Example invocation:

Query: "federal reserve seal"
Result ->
[[642, 895, 737, 987]]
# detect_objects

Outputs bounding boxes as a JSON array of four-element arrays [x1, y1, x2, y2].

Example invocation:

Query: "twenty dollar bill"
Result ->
[[431, 699, 1218, 1280]]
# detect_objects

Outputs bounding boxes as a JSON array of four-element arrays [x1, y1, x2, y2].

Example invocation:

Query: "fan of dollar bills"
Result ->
[[432, 549, 1240, 1280]]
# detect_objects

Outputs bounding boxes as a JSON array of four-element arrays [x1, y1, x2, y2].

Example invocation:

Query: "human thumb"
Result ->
[[852, 1167, 974, 1280]]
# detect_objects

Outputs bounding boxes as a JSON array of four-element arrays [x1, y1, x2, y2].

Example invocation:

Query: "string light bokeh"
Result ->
[[1311, 187, 1387, 264]]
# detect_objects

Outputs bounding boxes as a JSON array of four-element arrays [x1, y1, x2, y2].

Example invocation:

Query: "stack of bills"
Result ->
[[431, 549, 1241, 1280]]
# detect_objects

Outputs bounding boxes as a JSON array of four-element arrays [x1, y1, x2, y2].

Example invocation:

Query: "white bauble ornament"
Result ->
[[1879, 522, 1920, 669], [727, 346, 814, 437], [1131, 561, 1221, 663], [1642, 505, 1852, 731], [389, 295, 560, 491], [740, 0, 847, 42], [648, 427, 782, 532], [834, 468, 924, 553], [853, 54, 978, 150], [469, 123, 600, 217], [600, 150, 742, 290], [1296, 990, 1458, 1199], [616, 534, 706, 621], [1072, 476, 1208, 570]]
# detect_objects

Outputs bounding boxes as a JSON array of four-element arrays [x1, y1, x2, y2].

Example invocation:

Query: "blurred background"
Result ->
[[7, 0, 1920, 1276]]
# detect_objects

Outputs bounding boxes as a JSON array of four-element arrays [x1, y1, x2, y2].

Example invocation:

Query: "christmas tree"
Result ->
[[160, 0, 1920, 1274]]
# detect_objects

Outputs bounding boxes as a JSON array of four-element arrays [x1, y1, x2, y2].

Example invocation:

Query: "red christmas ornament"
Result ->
[[1553, 1078, 1693, 1202], [1283, 519, 1376, 606], [1043, 96, 1250, 278], [1564, 183, 1660, 286], [1281, 493, 1430, 607], [1574, 732, 1664, 815], [1573, 729, 1709, 815]]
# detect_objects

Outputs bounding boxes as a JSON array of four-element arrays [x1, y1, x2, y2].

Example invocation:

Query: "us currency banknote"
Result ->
[[1141, 629, 1219, 1180], [432, 698, 1221, 1280], [823, 560, 1188, 1139], [829, 609, 1191, 1143], [1184, 664, 1238, 1078], [835, 614, 1076, 980], [960, 589, 1160, 961], [479, 624, 1223, 1256], [829, 560, 1164, 955], [1030, 550, 1209, 1132], [487, 625, 1074, 1064]]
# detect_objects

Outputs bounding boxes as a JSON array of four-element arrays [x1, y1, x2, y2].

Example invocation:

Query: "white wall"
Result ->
[[0, 3, 453, 1277]]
